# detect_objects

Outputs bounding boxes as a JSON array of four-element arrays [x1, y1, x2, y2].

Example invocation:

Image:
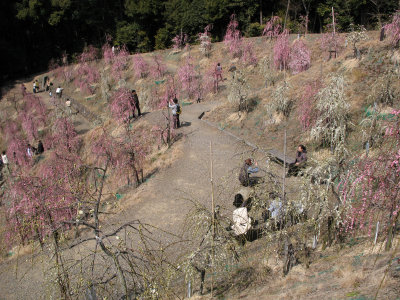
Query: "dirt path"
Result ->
[[0, 98, 264, 299]]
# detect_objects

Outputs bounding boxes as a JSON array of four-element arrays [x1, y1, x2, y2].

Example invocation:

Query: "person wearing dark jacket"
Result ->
[[131, 90, 141, 117], [238, 158, 259, 186], [288, 145, 307, 177], [37, 140, 44, 154]]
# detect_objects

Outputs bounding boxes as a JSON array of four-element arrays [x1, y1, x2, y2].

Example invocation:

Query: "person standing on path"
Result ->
[[238, 158, 259, 187], [131, 90, 141, 118], [33, 80, 38, 93], [56, 86, 63, 98], [169, 97, 181, 129], [215, 63, 223, 91]]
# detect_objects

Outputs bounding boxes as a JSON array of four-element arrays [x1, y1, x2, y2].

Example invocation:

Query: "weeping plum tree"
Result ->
[[311, 73, 350, 157], [132, 54, 149, 79], [263, 16, 283, 39], [74, 46, 100, 95], [172, 31, 188, 51], [341, 110, 400, 250], [224, 14, 243, 58], [273, 30, 290, 70], [178, 56, 198, 99], [199, 25, 212, 57], [109, 87, 136, 126], [150, 54, 167, 79], [289, 39, 311, 74], [298, 80, 321, 130], [111, 45, 130, 80], [384, 11, 400, 47], [228, 69, 250, 112], [346, 25, 368, 59]]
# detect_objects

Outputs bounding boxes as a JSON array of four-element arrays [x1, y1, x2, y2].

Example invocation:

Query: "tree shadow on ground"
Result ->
[[210, 266, 256, 297]]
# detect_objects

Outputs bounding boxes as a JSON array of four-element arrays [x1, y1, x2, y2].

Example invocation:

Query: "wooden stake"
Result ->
[[210, 141, 215, 297], [282, 128, 287, 228]]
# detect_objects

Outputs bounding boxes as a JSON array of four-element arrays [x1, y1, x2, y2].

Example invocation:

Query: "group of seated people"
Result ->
[[27, 141, 44, 158], [239, 144, 308, 187], [230, 144, 309, 243]]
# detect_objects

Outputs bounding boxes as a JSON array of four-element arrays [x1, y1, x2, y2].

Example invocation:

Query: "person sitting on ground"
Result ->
[[131, 90, 141, 117], [287, 144, 307, 177], [231, 194, 252, 237], [169, 97, 181, 129], [56, 86, 63, 98], [238, 158, 259, 187], [27, 144, 35, 159], [1, 151, 9, 173], [37, 140, 44, 154]]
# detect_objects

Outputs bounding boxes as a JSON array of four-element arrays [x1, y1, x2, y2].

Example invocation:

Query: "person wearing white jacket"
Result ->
[[231, 193, 252, 236]]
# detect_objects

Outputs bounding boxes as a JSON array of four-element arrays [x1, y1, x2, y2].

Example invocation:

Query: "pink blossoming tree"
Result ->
[[109, 88, 135, 125], [273, 30, 290, 70], [224, 14, 243, 58], [132, 54, 149, 79], [384, 11, 400, 47], [289, 39, 311, 74]]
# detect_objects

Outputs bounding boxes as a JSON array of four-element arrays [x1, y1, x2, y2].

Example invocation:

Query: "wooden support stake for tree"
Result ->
[[281, 128, 287, 229], [210, 141, 215, 297]]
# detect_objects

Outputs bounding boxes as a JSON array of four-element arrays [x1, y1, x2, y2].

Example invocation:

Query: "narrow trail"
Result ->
[[0, 99, 265, 299]]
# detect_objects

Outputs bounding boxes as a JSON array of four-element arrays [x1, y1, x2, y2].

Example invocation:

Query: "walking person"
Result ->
[[169, 97, 181, 129], [215, 63, 223, 91], [131, 90, 141, 117], [33, 80, 38, 93]]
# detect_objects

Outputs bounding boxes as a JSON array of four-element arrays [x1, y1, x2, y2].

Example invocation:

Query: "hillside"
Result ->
[[0, 29, 400, 299]]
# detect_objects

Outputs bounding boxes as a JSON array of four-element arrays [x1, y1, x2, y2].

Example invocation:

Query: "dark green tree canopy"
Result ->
[[1, 0, 399, 82]]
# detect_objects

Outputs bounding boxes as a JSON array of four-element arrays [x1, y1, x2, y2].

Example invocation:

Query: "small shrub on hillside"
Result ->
[[259, 56, 282, 87]]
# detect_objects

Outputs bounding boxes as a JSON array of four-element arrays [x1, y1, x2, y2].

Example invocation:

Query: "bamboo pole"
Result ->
[[282, 128, 287, 229], [210, 141, 215, 297]]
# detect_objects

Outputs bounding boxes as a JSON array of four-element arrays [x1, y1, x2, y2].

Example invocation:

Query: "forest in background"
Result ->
[[0, 0, 399, 82]]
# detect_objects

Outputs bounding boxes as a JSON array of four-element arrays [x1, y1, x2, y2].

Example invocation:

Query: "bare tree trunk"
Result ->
[[284, 0, 291, 30]]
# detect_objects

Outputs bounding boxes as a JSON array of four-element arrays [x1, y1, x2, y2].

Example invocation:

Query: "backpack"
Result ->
[[176, 104, 182, 115]]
